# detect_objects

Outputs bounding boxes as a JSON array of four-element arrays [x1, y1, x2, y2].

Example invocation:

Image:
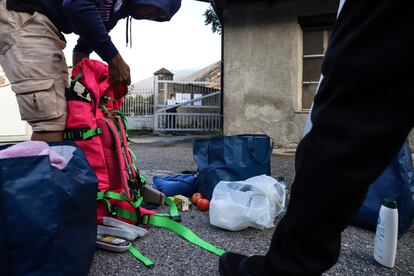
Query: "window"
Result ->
[[175, 93, 191, 104], [175, 93, 203, 106], [193, 94, 202, 106], [301, 29, 331, 110], [298, 14, 336, 111]]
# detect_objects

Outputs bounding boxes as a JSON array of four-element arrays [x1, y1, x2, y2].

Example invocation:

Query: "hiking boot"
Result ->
[[219, 252, 267, 276]]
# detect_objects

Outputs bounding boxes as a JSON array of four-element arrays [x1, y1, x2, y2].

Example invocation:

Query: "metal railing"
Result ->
[[153, 77, 222, 132], [121, 95, 154, 116], [156, 91, 221, 113], [154, 79, 221, 110], [128, 87, 154, 98], [122, 77, 222, 132], [155, 113, 222, 131]]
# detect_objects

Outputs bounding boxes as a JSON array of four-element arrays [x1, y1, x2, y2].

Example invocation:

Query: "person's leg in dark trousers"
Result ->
[[219, 1, 414, 275]]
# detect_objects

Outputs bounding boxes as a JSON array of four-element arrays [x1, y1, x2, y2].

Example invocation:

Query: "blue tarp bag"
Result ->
[[0, 142, 98, 276], [353, 141, 414, 236], [153, 174, 197, 197], [193, 135, 273, 199]]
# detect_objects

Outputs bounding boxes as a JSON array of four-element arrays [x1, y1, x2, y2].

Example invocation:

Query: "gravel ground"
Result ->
[[89, 139, 414, 276]]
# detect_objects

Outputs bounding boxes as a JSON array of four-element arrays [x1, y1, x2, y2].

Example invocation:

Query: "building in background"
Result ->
[[199, 0, 414, 149], [203, 0, 339, 148]]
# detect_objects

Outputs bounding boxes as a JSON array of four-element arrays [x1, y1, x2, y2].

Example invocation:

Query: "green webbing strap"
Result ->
[[82, 128, 102, 139], [128, 149, 147, 188], [71, 72, 83, 84], [110, 110, 128, 130], [144, 215, 225, 257], [100, 103, 110, 115], [101, 190, 143, 208], [129, 152, 142, 183], [97, 191, 105, 201], [130, 195, 143, 209], [109, 115, 122, 132], [128, 148, 137, 162], [115, 208, 137, 222], [128, 246, 154, 268], [128, 148, 137, 163], [99, 96, 112, 115], [96, 191, 142, 221], [102, 95, 111, 103], [104, 115, 135, 178], [164, 197, 180, 218], [64, 128, 102, 141], [103, 191, 129, 201]]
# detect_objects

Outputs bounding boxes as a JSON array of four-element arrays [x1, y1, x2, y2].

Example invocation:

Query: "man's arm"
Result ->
[[73, 38, 91, 66], [62, 0, 117, 61], [62, 0, 130, 84], [72, 51, 89, 67]]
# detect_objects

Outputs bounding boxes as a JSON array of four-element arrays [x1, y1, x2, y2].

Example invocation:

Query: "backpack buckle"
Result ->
[[138, 214, 150, 225], [64, 127, 101, 141], [169, 215, 182, 223], [110, 205, 119, 217]]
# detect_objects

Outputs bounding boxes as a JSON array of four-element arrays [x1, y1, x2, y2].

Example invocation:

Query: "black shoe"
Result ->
[[219, 252, 267, 276]]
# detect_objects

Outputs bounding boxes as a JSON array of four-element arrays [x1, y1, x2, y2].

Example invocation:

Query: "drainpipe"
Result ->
[[211, 0, 225, 132], [220, 25, 224, 132]]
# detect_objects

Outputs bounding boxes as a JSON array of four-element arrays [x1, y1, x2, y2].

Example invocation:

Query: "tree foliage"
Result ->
[[204, 6, 222, 34]]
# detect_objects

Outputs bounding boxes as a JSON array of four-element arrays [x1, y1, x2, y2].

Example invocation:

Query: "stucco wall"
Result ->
[[223, 0, 339, 148], [409, 130, 414, 151]]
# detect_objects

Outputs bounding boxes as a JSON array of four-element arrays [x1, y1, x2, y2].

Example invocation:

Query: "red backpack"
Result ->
[[64, 59, 224, 267], [65, 59, 146, 224]]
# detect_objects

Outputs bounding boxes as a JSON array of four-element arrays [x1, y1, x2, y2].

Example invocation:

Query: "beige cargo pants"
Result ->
[[0, 0, 67, 131]]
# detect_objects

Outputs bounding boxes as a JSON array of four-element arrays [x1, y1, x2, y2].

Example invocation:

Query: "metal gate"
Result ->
[[153, 77, 222, 132]]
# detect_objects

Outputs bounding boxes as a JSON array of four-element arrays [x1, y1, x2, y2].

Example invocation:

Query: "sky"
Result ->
[[63, 0, 221, 84]]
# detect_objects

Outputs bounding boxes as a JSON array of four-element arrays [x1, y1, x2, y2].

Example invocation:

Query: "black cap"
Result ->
[[383, 199, 397, 209]]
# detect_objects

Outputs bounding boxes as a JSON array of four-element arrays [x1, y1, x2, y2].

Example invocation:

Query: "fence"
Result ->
[[155, 113, 222, 131], [121, 95, 154, 116], [128, 87, 153, 98], [154, 78, 222, 132], [154, 80, 221, 110], [121, 78, 223, 132]]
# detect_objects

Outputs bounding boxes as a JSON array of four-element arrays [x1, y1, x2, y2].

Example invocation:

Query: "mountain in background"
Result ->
[[131, 68, 200, 90], [182, 61, 221, 83], [130, 62, 221, 94]]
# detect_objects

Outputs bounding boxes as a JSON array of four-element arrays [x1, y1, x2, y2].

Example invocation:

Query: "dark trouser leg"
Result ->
[[264, 1, 414, 275]]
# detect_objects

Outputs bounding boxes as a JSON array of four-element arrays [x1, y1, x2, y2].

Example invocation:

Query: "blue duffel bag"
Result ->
[[352, 140, 414, 236], [0, 141, 98, 276], [193, 134, 274, 199], [153, 174, 197, 197]]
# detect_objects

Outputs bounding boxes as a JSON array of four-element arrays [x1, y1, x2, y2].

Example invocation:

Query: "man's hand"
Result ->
[[108, 53, 131, 85], [72, 51, 89, 66]]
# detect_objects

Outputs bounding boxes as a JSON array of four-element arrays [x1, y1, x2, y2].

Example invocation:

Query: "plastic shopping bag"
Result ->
[[209, 175, 286, 231]]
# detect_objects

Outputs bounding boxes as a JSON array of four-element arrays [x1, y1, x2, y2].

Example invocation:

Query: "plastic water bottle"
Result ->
[[373, 199, 398, 268]]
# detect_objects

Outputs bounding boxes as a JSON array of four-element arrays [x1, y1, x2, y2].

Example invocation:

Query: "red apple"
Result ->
[[192, 193, 203, 205], [197, 198, 210, 211]]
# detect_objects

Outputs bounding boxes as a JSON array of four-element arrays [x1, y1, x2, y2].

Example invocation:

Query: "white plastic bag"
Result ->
[[209, 175, 286, 231]]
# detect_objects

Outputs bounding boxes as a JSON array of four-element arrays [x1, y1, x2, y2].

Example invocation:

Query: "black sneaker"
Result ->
[[219, 252, 267, 276]]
